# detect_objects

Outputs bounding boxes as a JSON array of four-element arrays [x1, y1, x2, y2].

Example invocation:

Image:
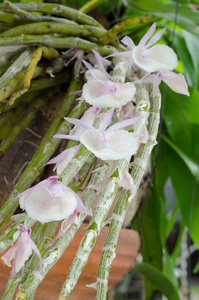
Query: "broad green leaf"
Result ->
[[123, 0, 199, 38], [134, 262, 180, 300], [163, 251, 179, 289], [163, 88, 199, 163], [182, 30, 199, 89], [134, 187, 162, 298], [174, 35, 195, 87], [169, 148, 199, 248], [162, 135, 199, 178]]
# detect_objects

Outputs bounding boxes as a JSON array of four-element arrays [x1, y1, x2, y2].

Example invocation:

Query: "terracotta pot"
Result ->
[[0, 223, 140, 300]]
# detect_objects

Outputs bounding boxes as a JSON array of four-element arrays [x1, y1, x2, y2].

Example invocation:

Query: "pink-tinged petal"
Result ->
[[56, 145, 81, 176], [85, 69, 108, 81], [145, 28, 166, 48], [49, 210, 78, 245], [132, 44, 178, 72], [92, 50, 111, 79], [22, 188, 77, 223], [76, 96, 84, 100], [2, 225, 42, 278], [141, 74, 161, 98], [69, 90, 82, 95], [82, 59, 94, 70], [139, 127, 149, 144], [99, 109, 113, 132], [106, 116, 141, 133], [64, 117, 94, 130], [61, 185, 91, 216], [74, 173, 79, 182], [53, 134, 81, 141], [159, 71, 190, 96], [25, 233, 43, 275], [45, 149, 70, 171], [120, 171, 134, 190], [1, 241, 20, 268], [121, 36, 135, 49], [80, 129, 138, 160], [82, 80, 136, 108], [17, 177, 57, 209], [105, 50, 132, 59], [139, 23, 156, 46], [88, 52, 111, 68]]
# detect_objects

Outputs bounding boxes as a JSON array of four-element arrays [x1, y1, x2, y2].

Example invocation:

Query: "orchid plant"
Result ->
[[0, 2, 191, 299]]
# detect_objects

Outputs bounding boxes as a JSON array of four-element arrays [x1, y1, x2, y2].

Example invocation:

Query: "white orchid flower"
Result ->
[[15, 177, 91, 223], [54, 109, 141, 161], [1, 225, 42, 278]]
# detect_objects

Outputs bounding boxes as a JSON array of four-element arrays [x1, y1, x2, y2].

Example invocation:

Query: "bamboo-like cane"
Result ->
[[96, 88, 161, 299]]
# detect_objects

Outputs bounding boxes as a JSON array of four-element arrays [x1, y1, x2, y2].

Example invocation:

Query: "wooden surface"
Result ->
[[0, 223, 140, 300]]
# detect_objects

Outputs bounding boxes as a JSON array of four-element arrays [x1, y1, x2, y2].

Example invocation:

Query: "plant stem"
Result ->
[[0, 78, 85, 232], [0, 48, 33, 89], [0, 87, 59, 154], [2, 1, 102, 27], [96, 90, 161, 299], [0, 22, 106, 38], [0, 65, 45, 103], [0, 35, 116, 55], [59, 157, 130, 299], [79, 0, 107, 14]]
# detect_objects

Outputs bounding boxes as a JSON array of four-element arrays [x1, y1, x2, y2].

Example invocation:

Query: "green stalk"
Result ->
[[0, 10, 77, 25], [0, 48, 33, 89], [0, 65, 45, 103], [0, 92, 40, 139], [27, 70, 69, 92], [79, 0, 107, 14], [0, 11, 22, 25], [0, 35, 116, 55], [0, 87, 59, 154], [0, 22, 106, 38], [0, 23, 13, 33], [0, 45, 27, 68], [2, 2, 103, 27], [59, 157, 130, 299], [96, 89, 161, 299], [0, 78, 85, 233]]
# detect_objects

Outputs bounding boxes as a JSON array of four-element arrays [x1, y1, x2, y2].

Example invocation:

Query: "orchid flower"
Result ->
[[120, 171, 134, 191], [82, 50, 136, 108], [1, 225, 42, 278], [120, 23, 178, 73], [45, 144, 81, 176], [46, 107, 100, 175], [16, 176, 91, 223], [54, 109, 141, 161], [142, 71, 190, 97]]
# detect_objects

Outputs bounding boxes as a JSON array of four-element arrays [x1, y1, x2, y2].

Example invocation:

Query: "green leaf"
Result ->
[[134, 187, 162, 298], [162, 134, 199, 178], [168, 148, 199, 249], [134, 262, 180, 300], [163, 251, 179, 289], [123, 0, 199, 38], [174, 35, 195, 87]]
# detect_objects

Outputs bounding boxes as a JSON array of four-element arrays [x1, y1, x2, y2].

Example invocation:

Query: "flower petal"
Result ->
[[132, 44, 178, 72], [80, 129, 138, 160], [82, 80, 136, 108], [21, 188, 77, 223], [159, 71, 190, 96], [139, 23, 156, 46]]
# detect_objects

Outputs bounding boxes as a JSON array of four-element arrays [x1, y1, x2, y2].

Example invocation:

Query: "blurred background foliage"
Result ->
[[1, 0, 199, 299]]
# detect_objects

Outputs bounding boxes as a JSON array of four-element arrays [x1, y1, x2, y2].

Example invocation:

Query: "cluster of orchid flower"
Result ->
[[2, 23, 189, 279]]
